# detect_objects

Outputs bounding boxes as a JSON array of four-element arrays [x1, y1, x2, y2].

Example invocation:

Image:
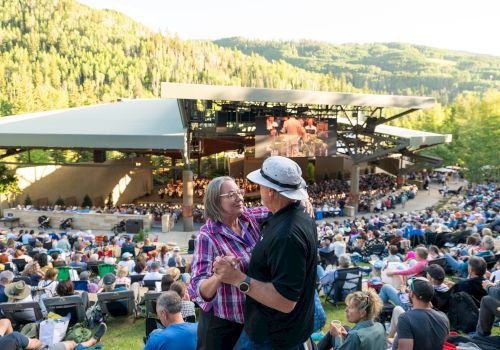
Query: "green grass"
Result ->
[[98, 296, 500, 350], [99, 317, 145, 350]]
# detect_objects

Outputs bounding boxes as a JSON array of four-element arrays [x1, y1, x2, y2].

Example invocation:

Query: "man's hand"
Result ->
[[213, 256, 244, 286], [482, 279, 494, 290]]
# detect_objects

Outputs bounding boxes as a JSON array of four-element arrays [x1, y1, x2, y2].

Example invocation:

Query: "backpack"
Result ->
[[447, 291, 479, 333], [64, 323, 92, 343]]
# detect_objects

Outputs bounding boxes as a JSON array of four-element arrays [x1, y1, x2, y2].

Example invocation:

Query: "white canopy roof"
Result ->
[[162, 82, 436, 109], [375, 124, 452, 148], [0, 99, 186, 151]]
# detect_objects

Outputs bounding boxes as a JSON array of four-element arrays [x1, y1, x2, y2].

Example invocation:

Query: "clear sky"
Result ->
[[79, 0, 500, 56]]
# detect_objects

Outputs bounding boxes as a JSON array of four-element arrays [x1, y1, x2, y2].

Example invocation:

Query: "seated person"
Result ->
[[161, 274, 175, 292], [79, 271, 99, 293], [444, 235, 495, 277], [167, 247, 186, 268], [143, 262, 164, 281], [170, 281, 196, 323], [144, 291, 197, 350], [448, 256, 487, 307], [318, 254, 355, 296], [0, 317, 107, 350], [384, 245, 402, 263], [476, 279, 500, 336], [118, 252, 136, 274], [4, 281, 37, 323], [317, 289, 386, 350], [0, 270, 14, 302], [115, 266, 131, 289], [386, 247, 429, 278], [68, 253, 87, 271], [54, 279, 90, 314], [426, 264, 450, 312], [391, 277, 449, 350]]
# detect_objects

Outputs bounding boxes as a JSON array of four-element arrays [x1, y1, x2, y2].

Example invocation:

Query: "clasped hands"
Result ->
[[212, 255, 245, 286]]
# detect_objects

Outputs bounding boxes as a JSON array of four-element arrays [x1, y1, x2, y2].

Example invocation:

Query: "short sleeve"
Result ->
[[395, 313, 414, 340], [267, 232, 306, 301]]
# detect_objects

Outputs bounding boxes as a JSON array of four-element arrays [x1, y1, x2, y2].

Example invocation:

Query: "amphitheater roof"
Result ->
[[0, 99, 185, 151]]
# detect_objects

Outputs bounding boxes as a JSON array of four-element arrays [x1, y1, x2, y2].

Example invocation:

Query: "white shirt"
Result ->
[[143, 271, 164, 281], [118, 260, 136, 274]]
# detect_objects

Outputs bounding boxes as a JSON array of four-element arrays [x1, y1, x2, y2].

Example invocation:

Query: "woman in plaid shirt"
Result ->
[[188, 176, 269, 350]]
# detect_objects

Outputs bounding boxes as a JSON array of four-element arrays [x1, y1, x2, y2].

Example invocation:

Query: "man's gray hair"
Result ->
[[203, 176, 234, 222], [0, 270, 14, 284], [156, 291, 182, 314], [482, 235, 495, 250], [338, 254, 351, 268]]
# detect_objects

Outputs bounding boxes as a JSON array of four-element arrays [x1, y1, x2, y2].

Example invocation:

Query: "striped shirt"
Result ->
[[188, 206, 269, 324]]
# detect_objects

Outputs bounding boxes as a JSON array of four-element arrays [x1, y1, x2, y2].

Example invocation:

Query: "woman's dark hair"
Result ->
[[50, 251, 59, 261], [35, 253, 49, 268], [56, 280, 74, 296], [134, 260, 147, 274], [161, 274, 174, 291]]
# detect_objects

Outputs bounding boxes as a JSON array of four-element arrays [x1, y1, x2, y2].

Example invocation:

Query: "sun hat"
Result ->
[[5, 280, 31, 301], [246, 156, 308, 200], [409, 277, 435, 302]]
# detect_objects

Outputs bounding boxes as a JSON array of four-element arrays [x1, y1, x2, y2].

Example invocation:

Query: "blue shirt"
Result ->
[[144, 322, 197, 350], [0, 285, 8, 303]]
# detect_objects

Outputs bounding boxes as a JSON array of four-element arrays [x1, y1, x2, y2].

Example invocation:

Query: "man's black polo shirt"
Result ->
[[244, 201, 318, 348]]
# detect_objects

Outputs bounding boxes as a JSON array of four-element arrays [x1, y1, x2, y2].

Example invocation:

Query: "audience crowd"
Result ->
[[0, 180, 498, 349]]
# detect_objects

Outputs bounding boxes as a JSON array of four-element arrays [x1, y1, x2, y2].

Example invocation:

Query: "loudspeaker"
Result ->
[[126, 219, 143, 234]]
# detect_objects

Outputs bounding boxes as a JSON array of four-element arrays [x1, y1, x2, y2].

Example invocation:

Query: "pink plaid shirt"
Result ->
[[188, 206, 269, 324]]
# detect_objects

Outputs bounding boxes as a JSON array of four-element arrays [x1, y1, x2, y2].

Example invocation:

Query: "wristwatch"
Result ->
[[238, 275, 251, 293]]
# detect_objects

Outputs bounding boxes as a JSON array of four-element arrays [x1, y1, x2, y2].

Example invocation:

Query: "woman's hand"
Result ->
[[301, 198, 315, 218], [329, 322, 347, 337], [213, 255, 243, 286]]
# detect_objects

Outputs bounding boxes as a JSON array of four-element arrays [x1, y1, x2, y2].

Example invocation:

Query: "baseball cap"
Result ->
[[173, 246, 180, 252], [409, 277, 434, 302], [103, 273, 116, 286], [122, 252, 133, 259]]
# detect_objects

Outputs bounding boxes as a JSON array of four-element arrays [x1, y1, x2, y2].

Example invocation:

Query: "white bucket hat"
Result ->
[[247, 156, 308, 201]]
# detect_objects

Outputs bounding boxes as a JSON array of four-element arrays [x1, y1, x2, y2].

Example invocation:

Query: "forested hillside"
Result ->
[[0, 0, 498, 181], [0, 0, 355, 117], [215, 38, 500, 104]]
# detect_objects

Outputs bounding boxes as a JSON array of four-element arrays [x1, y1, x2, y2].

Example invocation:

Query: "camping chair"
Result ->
[[143, 280, 162, 291], [87, 261, 104, 275], [428, 257, 447, 269], [483, 254, 497, 270], [319, 250, 337, 268], [43, 295, 86, 325], [321, 267, 362, 306], [13, 275, 33, 286], [144, 292, 163, 342], [365, 243, 387, 258], [0, 301, 44, 325], [130, 274, 145, 285], [12, 258, 27, 273], [97, 290, 135, 320], [73, 280, 89, 292]]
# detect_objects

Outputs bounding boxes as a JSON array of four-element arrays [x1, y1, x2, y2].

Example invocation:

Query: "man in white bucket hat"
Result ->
[[214, 156, 317, 349]]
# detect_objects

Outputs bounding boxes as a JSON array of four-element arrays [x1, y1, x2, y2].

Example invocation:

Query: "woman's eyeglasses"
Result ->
[[220, 190, 245, 201]]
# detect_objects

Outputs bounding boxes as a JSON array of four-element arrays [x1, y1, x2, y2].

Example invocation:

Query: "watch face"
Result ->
[[239, 282, 250, 293]]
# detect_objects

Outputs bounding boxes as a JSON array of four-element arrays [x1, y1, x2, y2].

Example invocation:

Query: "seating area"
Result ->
[[0, 182, 498, 349]]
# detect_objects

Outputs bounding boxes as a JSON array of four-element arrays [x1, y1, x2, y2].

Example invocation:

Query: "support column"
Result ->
[[349, 164, 360, 216], [182, 169, 194, 232]]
